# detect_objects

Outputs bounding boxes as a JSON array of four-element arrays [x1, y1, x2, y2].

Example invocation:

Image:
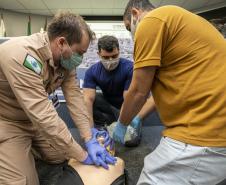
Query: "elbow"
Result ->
[[135, 91, 149, 101], [130, 86, 150, 100], [84, 96, 94, 105]]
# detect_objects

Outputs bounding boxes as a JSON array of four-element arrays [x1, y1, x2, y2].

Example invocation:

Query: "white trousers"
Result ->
[[137, 137, 226, 185]]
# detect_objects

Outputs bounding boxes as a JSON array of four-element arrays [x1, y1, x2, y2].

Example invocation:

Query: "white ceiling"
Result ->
[[0, 0, 226, 16]]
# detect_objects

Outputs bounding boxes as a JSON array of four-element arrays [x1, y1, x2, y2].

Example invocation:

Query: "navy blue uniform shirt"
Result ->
[[83, 58, 133, 108]]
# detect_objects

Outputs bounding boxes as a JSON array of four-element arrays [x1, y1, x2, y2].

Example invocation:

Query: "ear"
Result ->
[[131, 7, 140, 19], [56, 37, 66, 50], [97, 48, 103, 56]]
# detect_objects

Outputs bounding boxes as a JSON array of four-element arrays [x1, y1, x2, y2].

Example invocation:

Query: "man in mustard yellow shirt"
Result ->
[[112, 0, 226, 184]]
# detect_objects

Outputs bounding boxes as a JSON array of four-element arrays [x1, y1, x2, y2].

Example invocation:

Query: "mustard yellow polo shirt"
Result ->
[[134, 6, 226, 146]]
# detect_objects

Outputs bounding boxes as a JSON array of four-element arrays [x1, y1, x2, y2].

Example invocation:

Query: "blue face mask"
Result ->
[[60, 43, 83, 70]]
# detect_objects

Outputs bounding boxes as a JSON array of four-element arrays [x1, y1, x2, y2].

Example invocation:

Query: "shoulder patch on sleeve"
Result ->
[[23, 54, 42, 75]]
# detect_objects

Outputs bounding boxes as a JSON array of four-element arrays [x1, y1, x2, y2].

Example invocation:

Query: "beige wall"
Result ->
[[1, 9, 52, 37]]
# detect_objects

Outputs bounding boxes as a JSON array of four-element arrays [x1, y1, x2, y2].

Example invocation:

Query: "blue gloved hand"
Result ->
[[130, 116, 142, 129], [82, 154, 94, 165], [91, 127, 99, 135], [85, 134, 117, 169], [82, 153, 115, 169], [112, 121, 127, 144], [91, 127, 109, 141], [91, 128, 113, 150], [124, 116, 143, 147]]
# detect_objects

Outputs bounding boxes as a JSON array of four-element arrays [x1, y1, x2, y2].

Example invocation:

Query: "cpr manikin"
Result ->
[[67, 128, 126, 185]]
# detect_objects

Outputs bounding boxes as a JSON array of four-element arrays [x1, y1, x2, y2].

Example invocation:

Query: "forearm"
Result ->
[[15, 92, 88, 161], [84, 98, 94, 127], [119, 89, 148, 125], [119, 67, 155, 125], [55, 121, 88, 161], [64, 88, 92, 141], [62, 72, 92, 141], [137, 96, 155, 120]]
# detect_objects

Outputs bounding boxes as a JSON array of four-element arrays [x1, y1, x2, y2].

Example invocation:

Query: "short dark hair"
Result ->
[[97, 35, 119, 52], [47, 11, 95, 45], [209, 18, 226, 33], [123, 0, 155, 21]]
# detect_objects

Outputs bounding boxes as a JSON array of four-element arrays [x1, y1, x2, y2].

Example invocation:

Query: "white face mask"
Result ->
[[101, 57, 120, 71], [130, 15, 140, 40]]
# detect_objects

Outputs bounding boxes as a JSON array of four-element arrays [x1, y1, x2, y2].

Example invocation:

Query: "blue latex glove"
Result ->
[[91, 127, 99, 135], [97, 130, 114, 151], [105, 137, 115, 151], [112, 121, 127, 144], [85, 135, 117, 169], [130, 116, 142, 129], [82, 154, 114, 169], [91, 127, 109, 140], [91, 128, 113, 150], [82, 154, 94, 165]]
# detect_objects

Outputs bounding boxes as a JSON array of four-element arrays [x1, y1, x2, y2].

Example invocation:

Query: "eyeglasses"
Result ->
[[100, 53, 119, 60]]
